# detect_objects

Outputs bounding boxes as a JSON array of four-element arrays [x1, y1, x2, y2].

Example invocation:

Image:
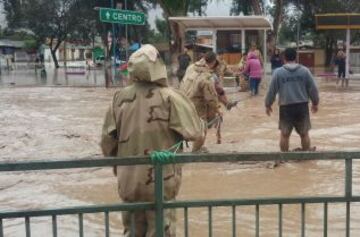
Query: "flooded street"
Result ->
[[1, 69, 360, 236]]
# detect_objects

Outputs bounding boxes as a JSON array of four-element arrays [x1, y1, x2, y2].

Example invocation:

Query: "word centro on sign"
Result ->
[[112, 12, 143, 23]]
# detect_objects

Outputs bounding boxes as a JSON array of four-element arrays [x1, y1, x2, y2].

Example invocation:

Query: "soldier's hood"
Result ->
[[127, 44, 168, 87]]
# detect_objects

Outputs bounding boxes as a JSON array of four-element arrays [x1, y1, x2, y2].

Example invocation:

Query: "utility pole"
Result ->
[[110, 0, 116, 82], [116, 2, 124, 63], [64, 37, 67, 68], [296, 0, 300, 62], [125, 0, 129, 62]]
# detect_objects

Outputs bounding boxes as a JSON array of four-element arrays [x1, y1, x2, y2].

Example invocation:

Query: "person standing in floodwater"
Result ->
[[176, 46, 192, 83], [335, 49, 347, 88], [270, 48, 283, 73], [100, 44, 204, 237], [265, 48, 319, 152], [180, 51, 221, 150], [248, 43, 264, 66], [243, 51, 262, 96]]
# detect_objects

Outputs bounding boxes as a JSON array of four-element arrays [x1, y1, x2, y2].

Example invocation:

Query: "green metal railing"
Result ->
[[1, 151, 360, 237]]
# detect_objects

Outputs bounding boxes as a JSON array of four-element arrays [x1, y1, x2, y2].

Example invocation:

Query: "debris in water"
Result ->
[[0, 180, 24, 191], [63, 134, 81, 139]]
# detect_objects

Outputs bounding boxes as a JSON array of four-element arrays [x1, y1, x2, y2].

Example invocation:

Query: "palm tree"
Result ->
[[155, 0, 209, 53]]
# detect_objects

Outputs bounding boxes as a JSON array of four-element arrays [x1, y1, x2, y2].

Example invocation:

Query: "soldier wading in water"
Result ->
[[101, 44, 204, 237], [179, 51, 223, 150]]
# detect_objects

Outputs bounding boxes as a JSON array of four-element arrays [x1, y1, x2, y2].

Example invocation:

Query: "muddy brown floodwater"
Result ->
[[1, 76, 360, 237]]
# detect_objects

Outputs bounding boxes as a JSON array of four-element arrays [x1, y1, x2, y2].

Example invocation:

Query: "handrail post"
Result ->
[[345, 158, 352, 237], [345, 158, 352, 198], [154, 162, 164, 237], [0, 218, 3, 237]]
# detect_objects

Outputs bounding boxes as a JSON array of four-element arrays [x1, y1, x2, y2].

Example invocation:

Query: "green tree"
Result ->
[[278, 12, 298, 44], [271, 0, 284, 43], [3, 0, 25, 29], [231, 0, 284, 52], [188, 0, 208, 16], [155, 0, 190, 53], [142, 18, 170, 44], [155, 18, 170, 42], [3, 0, 152, 66], [230, 0, 265, 15], [281, 0, 360, 65], [154, 0, 209, 53], [3, 0, 99, 68]]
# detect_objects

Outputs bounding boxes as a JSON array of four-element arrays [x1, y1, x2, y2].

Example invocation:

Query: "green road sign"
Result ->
[[99, 8, 145, 25]]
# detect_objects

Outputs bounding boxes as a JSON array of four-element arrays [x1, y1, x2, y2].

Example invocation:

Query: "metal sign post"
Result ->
[[110, 0, 115, 84], [99, 7, 145, 85]]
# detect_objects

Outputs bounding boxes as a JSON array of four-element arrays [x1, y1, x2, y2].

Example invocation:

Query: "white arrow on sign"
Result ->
[[106, 11, 111, 19]]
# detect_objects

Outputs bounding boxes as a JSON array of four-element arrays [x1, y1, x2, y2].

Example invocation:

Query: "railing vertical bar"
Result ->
[[52, 215, 57, 237], [301, 203, 305, 237], [0, 218, 3, 237], [105, 211, 110, 237], [208, 206, 212, 237], [25, 216, 31, 237], [232, 205, 236, 237], [131, 212, 135, 237], [278, 204, 283, 237], [256, 204, 259, 237], [323, 202, 328, 237], [154, 162, 164, 237], [345, 158, 352, 197], [345, 158, 352, 237], [79, 213, 84, 237], [184, 207, 189, 237], [346, 201, 350, 237]]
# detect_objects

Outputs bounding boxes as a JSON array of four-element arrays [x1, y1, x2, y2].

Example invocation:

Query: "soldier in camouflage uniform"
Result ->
[[101, 44, 204, 237], [180, 51, 221, 148]]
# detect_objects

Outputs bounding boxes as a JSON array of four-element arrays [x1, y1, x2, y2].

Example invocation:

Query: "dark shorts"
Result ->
[[338, 66, 346, 78], [279, 102, 311, 135]]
